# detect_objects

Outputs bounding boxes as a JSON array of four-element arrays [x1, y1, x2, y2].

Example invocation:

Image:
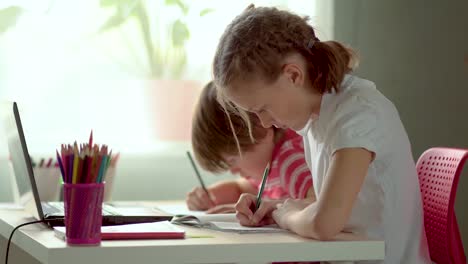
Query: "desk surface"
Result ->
[[0, 201, 385, 264]]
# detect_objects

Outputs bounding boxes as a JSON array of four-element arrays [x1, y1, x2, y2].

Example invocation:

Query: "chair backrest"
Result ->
[[416, 147, 468, 264]]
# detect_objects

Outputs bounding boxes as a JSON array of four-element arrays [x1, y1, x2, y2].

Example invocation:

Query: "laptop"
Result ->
[[2, 102, 173, 227]]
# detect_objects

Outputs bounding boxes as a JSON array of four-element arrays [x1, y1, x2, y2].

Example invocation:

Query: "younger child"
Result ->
[[186, 81, 314, 214]]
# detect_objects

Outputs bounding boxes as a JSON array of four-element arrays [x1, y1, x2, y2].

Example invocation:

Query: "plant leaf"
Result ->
[[164, 0, 177, 5], [100, 0, 137, 8], [0, 6, 22, 34], [119, 0, 140, 17], [171, 20, 190, 47], [199, 8, 214, 17], [164, 0, 188, 15], [100, 0, 118, 7], [98, 12, 127, 33], [98, 0, 139, 33]]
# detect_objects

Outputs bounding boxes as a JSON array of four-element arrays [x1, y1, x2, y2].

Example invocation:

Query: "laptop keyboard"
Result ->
[[42, 202, 61, 214]]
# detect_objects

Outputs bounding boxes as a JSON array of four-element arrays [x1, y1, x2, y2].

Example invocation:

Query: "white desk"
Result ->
[[0, 202, 384, 264]]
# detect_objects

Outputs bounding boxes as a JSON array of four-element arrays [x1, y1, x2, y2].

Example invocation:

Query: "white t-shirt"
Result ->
[[297, 75, 431, 264]]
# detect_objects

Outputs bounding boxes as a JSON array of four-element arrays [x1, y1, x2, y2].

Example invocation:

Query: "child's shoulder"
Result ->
[[337, 75, 377, 102], [325, 75, 396, 123], [339, 75, 391, 106]]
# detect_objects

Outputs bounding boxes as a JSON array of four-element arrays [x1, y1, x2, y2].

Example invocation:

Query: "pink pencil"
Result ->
[[89, 130, 93, 147], [46, 157, 53, 168]]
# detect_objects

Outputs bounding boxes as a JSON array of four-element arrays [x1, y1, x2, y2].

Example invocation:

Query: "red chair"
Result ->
[[416, 147, 467, 264]]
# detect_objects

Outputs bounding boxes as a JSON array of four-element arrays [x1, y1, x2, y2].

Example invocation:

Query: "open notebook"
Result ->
[[156, 204, 286, 234], [54, 221, 185, 240]]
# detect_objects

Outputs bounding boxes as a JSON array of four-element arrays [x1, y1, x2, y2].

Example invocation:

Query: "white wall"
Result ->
[[111, 151, 233, 201], [0, 149, 233, 203], [333, 0, 468, 251], [0, 159, 13, 202]]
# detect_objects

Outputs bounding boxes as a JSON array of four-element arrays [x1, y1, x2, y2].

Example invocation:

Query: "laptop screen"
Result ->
[[2, 102, 44, 220], [2, 104, 174, 226]]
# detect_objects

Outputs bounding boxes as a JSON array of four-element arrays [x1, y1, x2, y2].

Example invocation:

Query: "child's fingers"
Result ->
[[258, 217, 276, 226], [252, 202, 274, 224], [235, 194, 256, 219], [186, 187, 212, 210], [236, 210, 256, 226], [187, 192, 204, 210], [186, 189, 200, 210], [195, 188, 216, 209], [186, 195, 202, 210], [187, 200, 200, 210], [193, 199, 206, 210]]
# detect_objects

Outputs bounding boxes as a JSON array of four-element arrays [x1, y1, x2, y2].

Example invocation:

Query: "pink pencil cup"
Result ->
[[63, 183, 104, 245]]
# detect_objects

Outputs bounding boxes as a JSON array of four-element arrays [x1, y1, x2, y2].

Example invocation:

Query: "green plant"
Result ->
[[0, 6, 23, 34], [99, 0, 213, 79]]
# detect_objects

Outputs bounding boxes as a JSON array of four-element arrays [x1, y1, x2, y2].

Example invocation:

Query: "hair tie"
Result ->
[[307, 37, 320, 49]]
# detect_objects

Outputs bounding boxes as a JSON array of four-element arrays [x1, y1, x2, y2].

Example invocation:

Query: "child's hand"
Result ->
[[235, 193, 279, 226], [272, 198, 310, 229], [186, 186, 217, 211], [206, 203, 236, 214]]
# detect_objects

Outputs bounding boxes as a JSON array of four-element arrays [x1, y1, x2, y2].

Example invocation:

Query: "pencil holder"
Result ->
[[64, 183, 104, 245], [58, 167, 116, 202]]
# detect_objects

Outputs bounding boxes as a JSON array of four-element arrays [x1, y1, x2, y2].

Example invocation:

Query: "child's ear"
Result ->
[[283, 63, 304, 87]]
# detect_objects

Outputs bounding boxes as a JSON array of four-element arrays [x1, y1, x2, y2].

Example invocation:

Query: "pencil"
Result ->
[[84, 155, 92, 183], [97, 155, 107, 183], [67, 154, 74, 184], [72, 143, 79, 183], [186, 151, 209, 195], [46, 158, 53, 168], [89, 130, 93, 147], [255, 162, 270, 211], [56, 150, 66, 182]]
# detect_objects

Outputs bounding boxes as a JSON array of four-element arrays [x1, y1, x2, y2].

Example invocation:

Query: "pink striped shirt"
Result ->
[[249, 130, 312, 199]]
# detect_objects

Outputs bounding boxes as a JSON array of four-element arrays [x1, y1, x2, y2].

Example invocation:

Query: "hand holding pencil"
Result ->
[[234, 163, 278, 227], [185, 151, 217, 210]]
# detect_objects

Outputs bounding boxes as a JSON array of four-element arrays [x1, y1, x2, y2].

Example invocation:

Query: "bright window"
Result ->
[[0, 0, 328, 155]]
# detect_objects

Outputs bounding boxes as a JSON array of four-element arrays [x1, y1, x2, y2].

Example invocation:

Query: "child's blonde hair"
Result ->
[[191, 81, 269, 173], [213, 5, 358, 126]]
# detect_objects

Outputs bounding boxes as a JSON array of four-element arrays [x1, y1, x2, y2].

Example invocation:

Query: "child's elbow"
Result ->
[[308, 215, 341, 241]]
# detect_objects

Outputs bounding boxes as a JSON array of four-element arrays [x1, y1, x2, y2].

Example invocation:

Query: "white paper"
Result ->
[[171, 213, 286, 234], [155, 204, 206, 216], [208, 222, 287, 233]]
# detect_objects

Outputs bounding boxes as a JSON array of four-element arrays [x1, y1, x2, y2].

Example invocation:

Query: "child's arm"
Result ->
[[186, 178, 257, 210], [209, 178, 257, 204], [205, 179, 258, 214], [272, 148, 373, 240]]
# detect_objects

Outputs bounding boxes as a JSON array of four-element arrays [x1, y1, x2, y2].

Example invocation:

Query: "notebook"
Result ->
[[53, 221, 185, 240], [2, 101, 172, 227], [170, 213, 287, 234]]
